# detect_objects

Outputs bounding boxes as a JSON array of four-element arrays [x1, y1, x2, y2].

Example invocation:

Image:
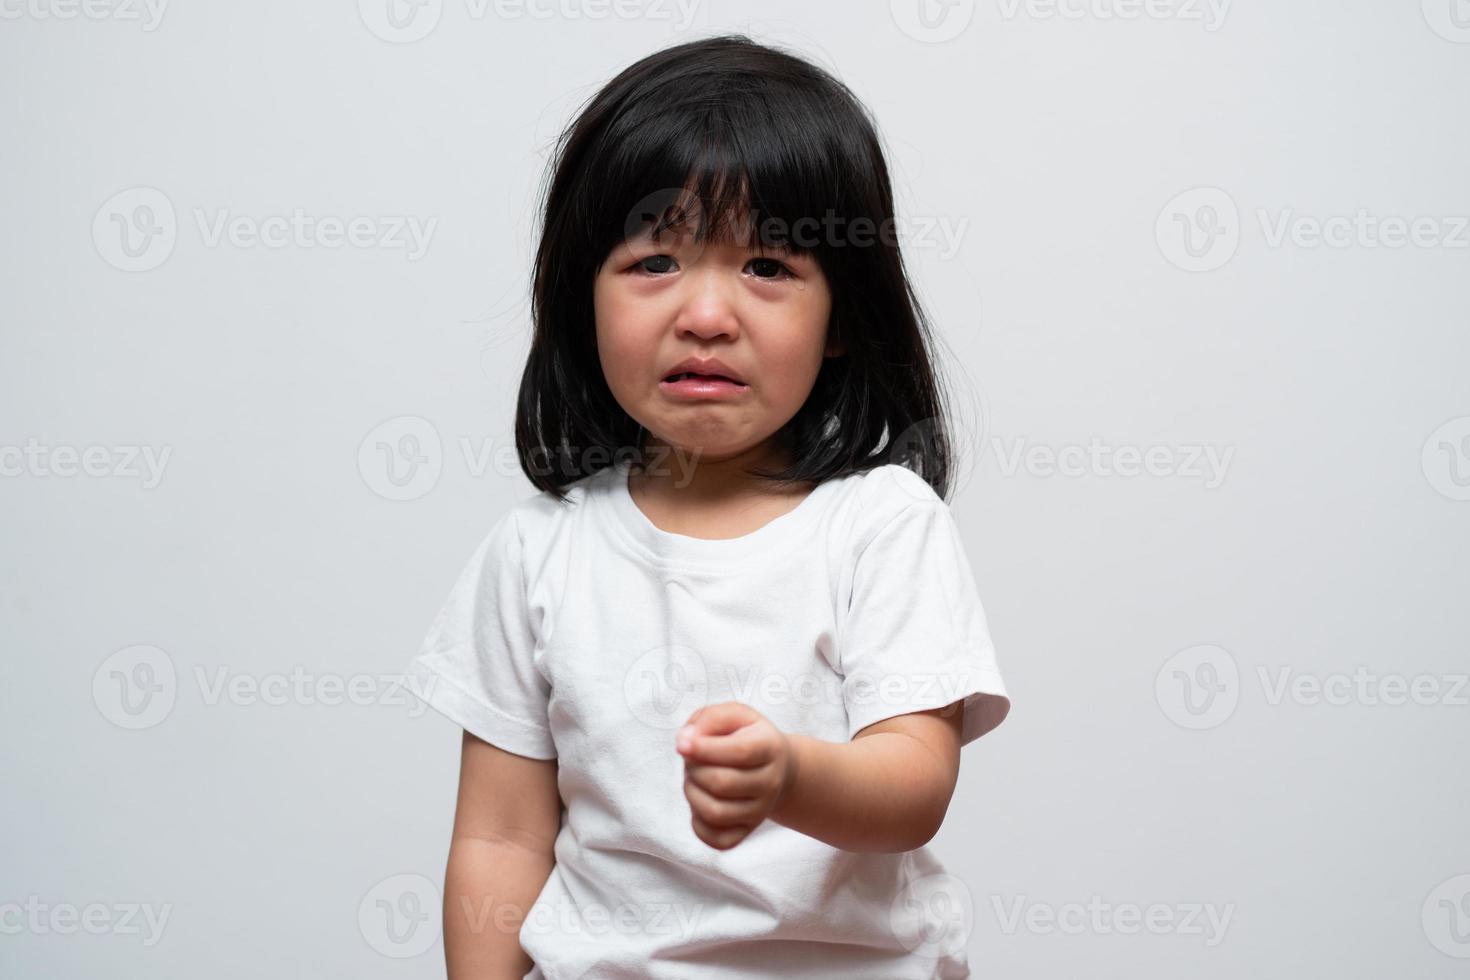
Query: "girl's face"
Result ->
[[594, 213, 839, 467]]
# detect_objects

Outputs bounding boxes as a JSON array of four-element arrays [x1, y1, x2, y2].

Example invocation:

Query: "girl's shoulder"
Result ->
[[818, 462, 952, 556], [501, 466, 605, 530], [834, 461, 946, 514]]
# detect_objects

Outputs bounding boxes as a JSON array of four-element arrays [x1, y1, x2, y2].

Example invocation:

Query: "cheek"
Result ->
[[761, 290, 832, 389], [594, 276, 655, 391], [592, 273, 618, 348]]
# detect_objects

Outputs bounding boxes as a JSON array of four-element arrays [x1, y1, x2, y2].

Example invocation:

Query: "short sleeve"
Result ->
[[839, 500, 1011, 746], [400, 511, 555, 760]]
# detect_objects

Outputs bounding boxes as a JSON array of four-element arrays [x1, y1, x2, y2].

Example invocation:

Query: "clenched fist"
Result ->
[[675, 701, 797, 851]]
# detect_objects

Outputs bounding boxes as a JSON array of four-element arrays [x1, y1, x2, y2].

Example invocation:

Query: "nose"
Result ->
[[671, 263, 740, 342]]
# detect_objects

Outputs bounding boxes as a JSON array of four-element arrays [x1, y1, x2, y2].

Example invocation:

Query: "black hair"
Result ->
[[515, 32, 959, 502]]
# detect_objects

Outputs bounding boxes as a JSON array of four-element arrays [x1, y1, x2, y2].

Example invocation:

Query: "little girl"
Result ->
[[404, 33, 1011, 980]]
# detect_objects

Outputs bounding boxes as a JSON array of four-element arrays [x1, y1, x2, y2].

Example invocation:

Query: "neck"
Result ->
[[631, 436, 794, 499]]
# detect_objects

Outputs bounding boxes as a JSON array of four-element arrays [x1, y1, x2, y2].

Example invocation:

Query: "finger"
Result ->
[[689, 810, 751, 851], [685, 762, 764, 801], [684, 759, 765, 819], [680, 701, 756, 741], [683, 776, 763, 827], [682, 723, 772, 767]]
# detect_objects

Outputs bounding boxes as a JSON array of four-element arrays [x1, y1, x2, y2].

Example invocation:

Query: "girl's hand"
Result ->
[[675, 701, 797, 851]]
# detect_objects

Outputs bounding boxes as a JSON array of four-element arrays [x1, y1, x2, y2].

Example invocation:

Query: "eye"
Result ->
[[633, 254, 678, 276], [746, 257, 794, 280]]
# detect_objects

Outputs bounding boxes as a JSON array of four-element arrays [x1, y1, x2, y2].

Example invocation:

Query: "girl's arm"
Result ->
[[444, 730, 561, 980], [678, 701, 965, 854], [773, 705, 964, 853]]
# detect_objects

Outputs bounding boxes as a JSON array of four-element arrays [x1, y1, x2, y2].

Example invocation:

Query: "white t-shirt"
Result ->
[[403, 456, 1011, 979]]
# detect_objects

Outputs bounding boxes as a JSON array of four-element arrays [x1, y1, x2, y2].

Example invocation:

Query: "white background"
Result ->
[[2, 0, 1469, 976]]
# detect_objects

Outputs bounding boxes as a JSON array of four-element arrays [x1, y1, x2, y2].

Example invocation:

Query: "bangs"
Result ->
[[588, 93, 854, 264]]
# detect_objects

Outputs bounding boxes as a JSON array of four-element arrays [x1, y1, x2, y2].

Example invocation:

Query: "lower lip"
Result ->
[[659, 376, 750, 400]]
